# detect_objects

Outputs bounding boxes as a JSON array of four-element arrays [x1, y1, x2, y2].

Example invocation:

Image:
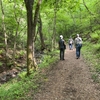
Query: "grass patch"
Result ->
[[38, 50, 59, 68], [0, 50, 59, 100], [0, 72, 39, 100], [82, 42, 100, 82], [92, 73, 99, 82]]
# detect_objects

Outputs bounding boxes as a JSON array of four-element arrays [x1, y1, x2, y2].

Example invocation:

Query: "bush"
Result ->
[[90, 32, 99, 43], [93, 43, 100, 52]]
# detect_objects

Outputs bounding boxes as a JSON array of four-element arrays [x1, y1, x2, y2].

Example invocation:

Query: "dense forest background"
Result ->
[[0, 0, 100, 99], [0, 0, 100, 74]]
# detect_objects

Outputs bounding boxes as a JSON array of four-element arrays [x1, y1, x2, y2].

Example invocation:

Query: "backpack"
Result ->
[[70, 40, 72, 44]]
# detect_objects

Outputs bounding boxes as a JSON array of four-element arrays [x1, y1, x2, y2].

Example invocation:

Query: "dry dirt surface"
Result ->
[[33, 48, 100, 100]]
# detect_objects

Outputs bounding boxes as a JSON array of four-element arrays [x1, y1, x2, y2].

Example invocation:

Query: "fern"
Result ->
[[93, 44, 100, 52], [90, 33, 99, 43]]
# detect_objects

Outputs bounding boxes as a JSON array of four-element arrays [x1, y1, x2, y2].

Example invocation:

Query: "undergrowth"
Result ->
[[82, 42, 100, 83], [0, 50, 59, 100], [0, 72, 38, 100]]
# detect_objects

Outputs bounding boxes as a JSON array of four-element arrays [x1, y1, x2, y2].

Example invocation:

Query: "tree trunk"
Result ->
[[52, 7, 57, 50], [24, 0, 34, 75], [38, 13, 45, 51], [32, 0, 42, 70], [13, 2, 23, 65], [0, 0, 8, 67]]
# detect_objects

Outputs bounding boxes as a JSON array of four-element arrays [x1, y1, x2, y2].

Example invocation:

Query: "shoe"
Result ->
[[76, 57, 79, 59]]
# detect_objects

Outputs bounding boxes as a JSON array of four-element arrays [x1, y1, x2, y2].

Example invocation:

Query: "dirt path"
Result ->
[[33, 48, 100, 100]]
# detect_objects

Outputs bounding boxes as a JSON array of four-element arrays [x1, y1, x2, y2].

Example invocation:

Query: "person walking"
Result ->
[[68, 37, 74, 50], [75, 34, 83, 59], [59, 35, 66, 60]]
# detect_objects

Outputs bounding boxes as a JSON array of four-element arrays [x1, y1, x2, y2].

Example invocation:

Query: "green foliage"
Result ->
[[90, 33, 99, 41], [95, 65, 100, 74], [93, 44, 100, 52], [0, 0, 27, 49], [0, 43, 4, 48], [0, 72, 38, 100], [15, 50, 25, 59], [92, 73, 99, 82], [0, 50, 4, 54], [0, 0, 100, 98], [38, 50, 59, 68], [19, 50, 25, 56], [0, 62, 3, 66], [82, 42, 100, 82], [0, 49, 59, 99], [90, 30, 100, 44], [18, 71, 27, 79]]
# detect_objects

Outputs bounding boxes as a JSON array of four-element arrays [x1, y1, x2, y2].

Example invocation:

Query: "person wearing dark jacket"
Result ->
[[59, 35, 66, 60]]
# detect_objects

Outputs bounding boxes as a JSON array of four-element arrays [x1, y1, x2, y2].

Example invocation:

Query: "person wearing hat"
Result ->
[[59, 35, 66, 60], [75, 34, 83, 59]]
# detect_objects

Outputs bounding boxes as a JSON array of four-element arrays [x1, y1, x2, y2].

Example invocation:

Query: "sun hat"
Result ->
[[60, 35, 63, 38], [77, 34, 79, 37]]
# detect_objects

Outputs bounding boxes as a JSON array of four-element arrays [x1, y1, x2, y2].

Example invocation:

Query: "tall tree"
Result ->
[[0, 0, 8, 67], [32, 0, 42, 70], [24, 0, 34, 75], [13, 2, 23, 64], [24, 0, 42, 74], [38, 13, 45, 51], [52, 2, 57, 50]]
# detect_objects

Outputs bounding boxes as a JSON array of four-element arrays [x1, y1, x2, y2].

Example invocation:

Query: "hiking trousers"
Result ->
[[76, 44, 82, 58], [60, 48, 65, 60], [69, 44, 73, 50]]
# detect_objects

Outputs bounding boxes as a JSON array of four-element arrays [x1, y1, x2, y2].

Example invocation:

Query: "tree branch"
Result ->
[[83, 0, 94, 15]]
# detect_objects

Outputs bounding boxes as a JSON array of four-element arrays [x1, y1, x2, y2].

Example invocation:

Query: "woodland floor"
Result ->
[[32, 47, 100, 100]]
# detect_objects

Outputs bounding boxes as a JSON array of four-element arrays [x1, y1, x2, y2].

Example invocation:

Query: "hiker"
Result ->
[[75, 34, 83, 59], [59, 35, 66, 60], [68, 37, 74, 50]]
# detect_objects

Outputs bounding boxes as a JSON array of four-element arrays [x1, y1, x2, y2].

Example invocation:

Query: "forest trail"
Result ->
[[33, 47, 100, 100]]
